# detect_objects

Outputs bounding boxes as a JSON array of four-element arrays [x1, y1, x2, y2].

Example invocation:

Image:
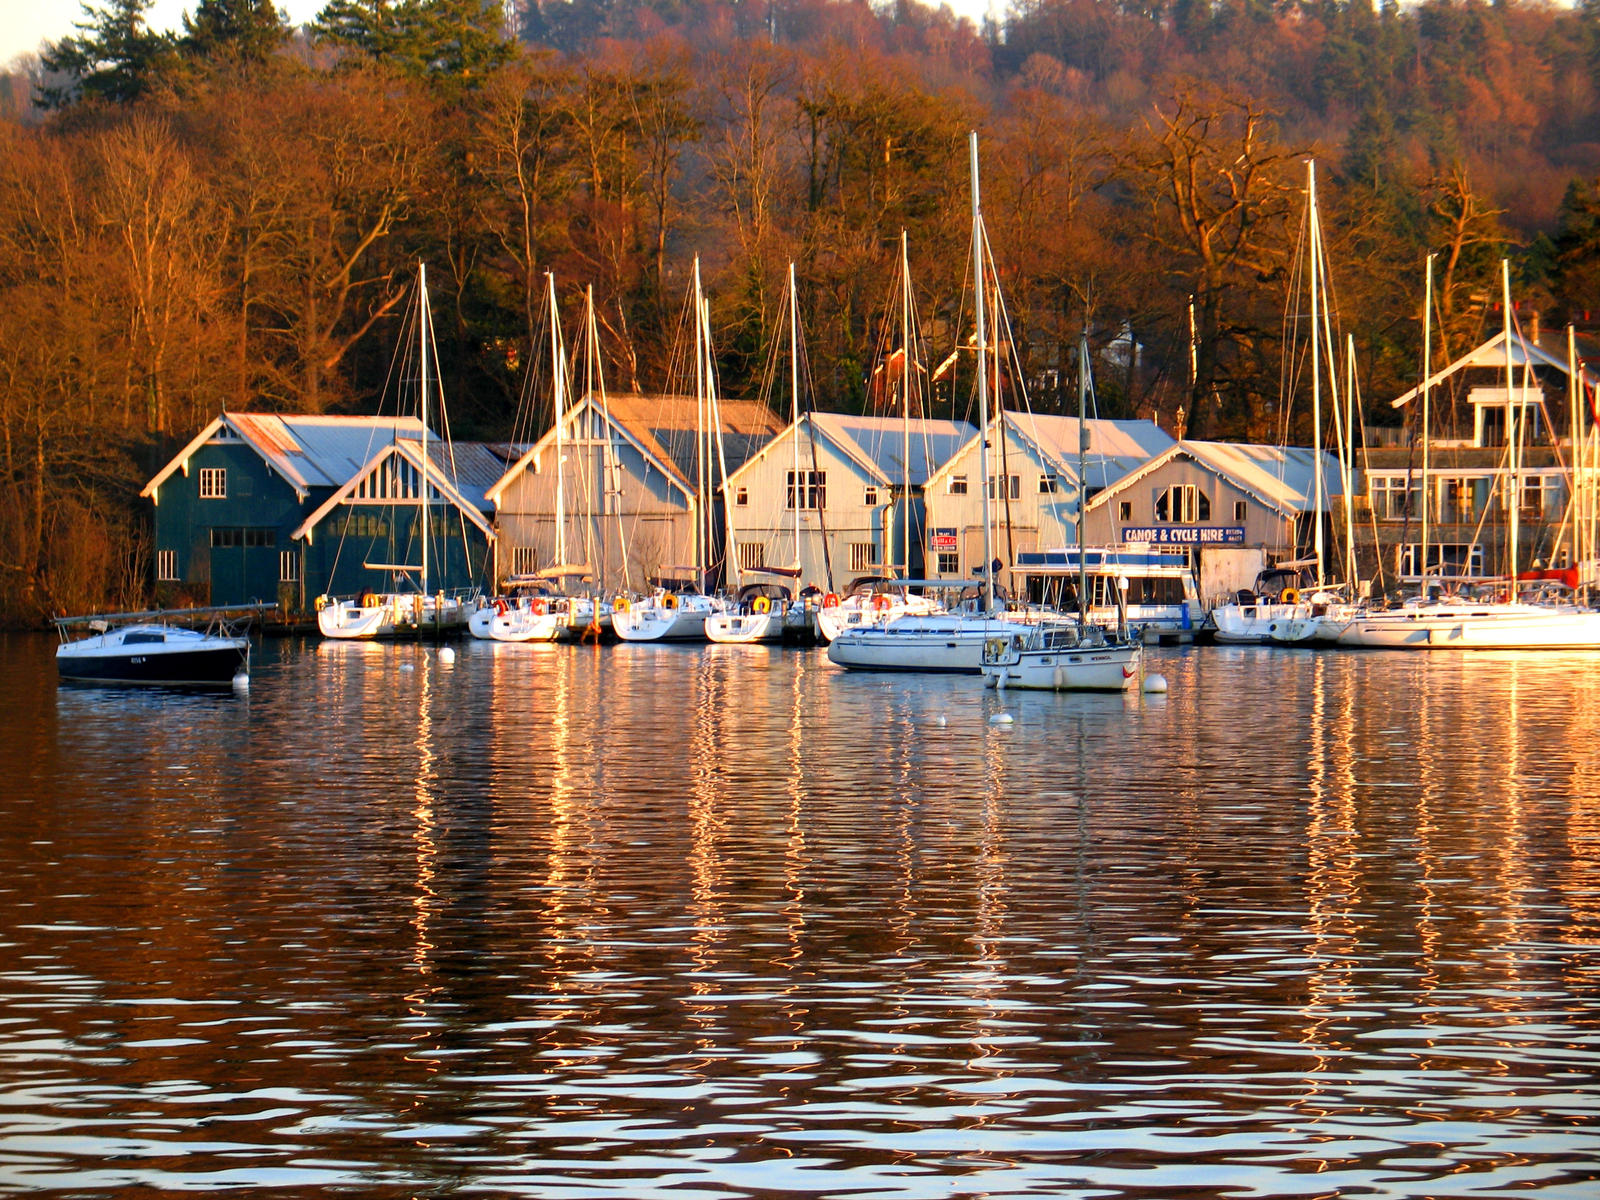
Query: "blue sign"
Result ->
[[1122, 526, 1245, 545]]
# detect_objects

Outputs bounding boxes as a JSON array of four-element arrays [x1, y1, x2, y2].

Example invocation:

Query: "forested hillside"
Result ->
[[2, 0, 1598, 621]]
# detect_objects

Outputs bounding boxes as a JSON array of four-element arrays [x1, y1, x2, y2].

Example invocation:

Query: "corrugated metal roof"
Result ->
[[599, 392, 787, 485], [1184, 441, 1345, 510], [229, 413, 427, 490], [811, 413, 976, 486], [420, 440, 529, 512], [1008, 412, 1176, 465]]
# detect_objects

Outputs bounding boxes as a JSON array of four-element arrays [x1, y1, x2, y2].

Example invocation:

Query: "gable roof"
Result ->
[[722, 412, 976, 489], [1390, 329, 1600, 409], [924, 411, 1174, 493], [290, 438, 497, 542], [485, 391, 788, 504], [1084, 439, 1343, 517], [141, 412, 431, 502]]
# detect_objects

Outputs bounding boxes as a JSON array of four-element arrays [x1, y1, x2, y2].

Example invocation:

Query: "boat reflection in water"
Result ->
[[6, 636, 1600, 1198]]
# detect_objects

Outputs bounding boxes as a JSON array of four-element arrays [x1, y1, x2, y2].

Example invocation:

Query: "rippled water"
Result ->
[[3, 632, 1599, 1198]]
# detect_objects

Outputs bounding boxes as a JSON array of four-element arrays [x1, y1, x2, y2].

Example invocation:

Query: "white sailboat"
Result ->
[[614, 258, 732, 644], [318, 263, 471, 640], [1212, 160, 1354, 645], [980, 334, 1142, 690], [828, 135, 1031, 673], [708, 263, 806, 646], [1338, 259, 1600, 650]]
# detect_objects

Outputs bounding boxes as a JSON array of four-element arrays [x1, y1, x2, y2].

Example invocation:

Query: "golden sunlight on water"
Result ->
[[2, 633, 1598, 1197]]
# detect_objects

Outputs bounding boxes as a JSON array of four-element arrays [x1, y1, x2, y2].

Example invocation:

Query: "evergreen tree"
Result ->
[[183, 0, 293, 63], [1551, 178, 1600, 323], [36, 0, 181, 109], [311, 0, 517, 83]]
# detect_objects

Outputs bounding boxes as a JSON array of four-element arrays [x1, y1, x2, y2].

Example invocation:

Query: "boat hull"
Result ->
[[705, 611, 784, 644], [1336, 605, 1600, 650], [56, 630, 248, 687], [826, 617, 1033, 673], [612, 599, 716, 643], [319, 595, 466, 640], [981, 644, 1141, 691]]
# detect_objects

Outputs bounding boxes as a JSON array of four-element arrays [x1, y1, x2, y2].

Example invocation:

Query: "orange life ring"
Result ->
[[613, 595, 630, 611], [531, 598, 547, 615], [494, 598, 508, 616], [662, 593, 679, 610], [823, 592, 839, 608], [1281, 588, 1301, 605], [872, 593, 893, 612]]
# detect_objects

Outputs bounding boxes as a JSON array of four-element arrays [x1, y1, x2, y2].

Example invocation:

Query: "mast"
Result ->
[[692, 256, 707, 581], [900, 230, 912, 578], [1503, 258, 1520, 595], [1077, 332, 1090, 625], [419, 262, 430, 598], [970, 132, 995, 613], [789, 262, 802, 576], [585, 284, 603, 593], [1341, 333, 1359, 591], [1307, 160, 1325, 588], [1421, 253, 1433, 592], [546, 273, 568, 573]]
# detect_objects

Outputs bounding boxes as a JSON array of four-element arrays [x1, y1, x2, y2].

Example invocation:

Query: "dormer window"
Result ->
[[1470, 386, 1541, 448]]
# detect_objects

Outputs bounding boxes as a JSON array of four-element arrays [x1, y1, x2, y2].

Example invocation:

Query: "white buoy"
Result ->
[[231, 671, 249, 693], [1143, 673, 1168, 694], [437, 645, 456, 664], [989, 712, 1014, 725]]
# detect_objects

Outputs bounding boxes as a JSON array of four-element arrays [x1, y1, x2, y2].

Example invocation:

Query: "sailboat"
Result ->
[[981, 333, 1143, 690], [708, 263, 806, 645], [471, 273, 611, 643], [613, 258, 733, 643], [1337, 258, 1600, 650], [827, 135, 1033, 673], [1212, 160, 1354, 645], [318, 263, 473, 640]]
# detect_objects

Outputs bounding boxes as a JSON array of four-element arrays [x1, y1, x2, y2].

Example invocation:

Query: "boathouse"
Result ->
[[920, 413, 1175, 593], [1362, 326, 1600, 592], [1079, 440, 1344, 606], [141, 413, 500, 611], [484, 392, 786, 593], [720, 412, 975, 594]]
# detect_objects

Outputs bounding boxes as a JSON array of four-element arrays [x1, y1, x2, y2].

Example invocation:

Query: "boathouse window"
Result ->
[[738, 542, 766, 572], [948, 475, 968, 495], [988, 474, 1021, 500], [863, 485, 879, 506], [156, 550, 178, 582], [199, 467, 226, 499], [937, 551, 959, 575], [1234, 500, 1248, 523], [850, 542, 880, 571], [210, 528, 275, 548], [1038, 474, 1058, 494], [786, 469, 826, 510], [511, 546, 538, 576], [1155, 484, 1209, 524], [1118, 501, 1132, 521], [279, 551, 299, 582], [734, 486, 748, 507]]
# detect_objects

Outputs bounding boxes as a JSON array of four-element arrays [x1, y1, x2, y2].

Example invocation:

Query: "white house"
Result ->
[[484, 391, 786, 593], [720, 412, 975, 594], [921, 412, 1175, 590]]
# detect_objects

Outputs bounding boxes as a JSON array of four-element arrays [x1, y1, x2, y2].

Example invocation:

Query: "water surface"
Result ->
[[3, 633, 1598, 1197]]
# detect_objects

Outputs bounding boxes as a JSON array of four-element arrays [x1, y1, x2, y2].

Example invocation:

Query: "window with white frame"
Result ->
[[850, 542, 879, 571], [987, 474, 1021, 500], [1368, 474, 1419, 521], [937, 551, 960, 575], [738, 542, 766, 571], [863, 485, 879, 506], [1155, 484, 1209, 524], [734, 486, 749, 507], [1439, 476, 1476, 523], [947, 474, 968, 495], [1398, 542, 1484, 580], [1233, 500, 1248, 523], [199, 467, 226, 499], [1038, 474, 1058, 494], [279, 550, 300, 582], [511, 546, 539, 575], [1521, 474, 1560, 520], [1118, 500, 1132, 521], [786, 469, 826, 510], [156, 549, 178, 582]]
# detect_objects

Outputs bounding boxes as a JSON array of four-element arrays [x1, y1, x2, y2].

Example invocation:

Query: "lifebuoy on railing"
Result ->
[[1282, 588, 1301, 604], [872, 593, 893, 612], [752, 596, 771, 614], [614, 595, 630, 611], [495, 598, 508, 617], [662, 593, 679, 610], [822, 592, 839, 609], [531, 598, 547, 615]]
